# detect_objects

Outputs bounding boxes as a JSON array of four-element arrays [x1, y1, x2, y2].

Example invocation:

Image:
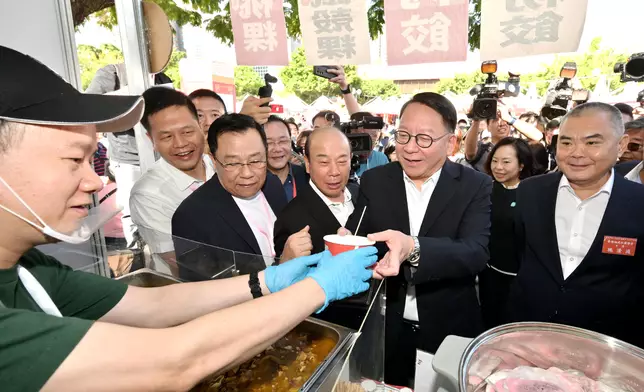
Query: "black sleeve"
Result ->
[[412, 176, 492, 284], [273, 211, 292, 260]]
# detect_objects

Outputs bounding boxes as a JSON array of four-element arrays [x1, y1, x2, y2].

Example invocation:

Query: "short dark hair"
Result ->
[[312, 110, 340, 127], [529, 143, 548, 175], [614, 103, 634, 119], [266, 115, 292, 137], [457, 119, 468, 125], [141, 87, 198, 132], [484, 137, 534, 180], [286, 117, 299, 131], [561, 102, 624, 137], [625, 118, 644, 132], [0, 120, 24, 155], [384, 143, 396, 161], [208, 113, 267, 156], [188, 89, 228, 113], [399, 92, 457, 134], [350, 111, 373, 122], [546, 118, 560, 131]]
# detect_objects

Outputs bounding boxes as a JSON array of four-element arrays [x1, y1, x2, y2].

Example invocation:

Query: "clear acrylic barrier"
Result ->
[[142, 235, 276, 282], [325, 279, 386, 392]]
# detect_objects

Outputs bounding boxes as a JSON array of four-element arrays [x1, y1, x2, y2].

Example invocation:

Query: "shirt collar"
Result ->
[[625, 161, 644, 182], [403, 168, 442, 189], [559, 169, 615, 197], [160, 154, 215, 191], [309, 180, 352, 207]]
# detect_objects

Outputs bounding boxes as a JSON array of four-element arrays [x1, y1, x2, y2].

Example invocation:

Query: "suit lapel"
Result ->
[[418, 161, 459, 237], [210, 175, 262, 255], [389, 163, 411, 234], [535, 173, 564, 283]]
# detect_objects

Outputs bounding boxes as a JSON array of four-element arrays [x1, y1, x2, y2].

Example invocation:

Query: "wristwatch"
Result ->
[[340, 84, 351, 95], [407, 236, 421, 264]]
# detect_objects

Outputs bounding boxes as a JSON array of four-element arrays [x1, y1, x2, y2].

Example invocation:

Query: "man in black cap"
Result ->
[[0, 45, 379, 391]]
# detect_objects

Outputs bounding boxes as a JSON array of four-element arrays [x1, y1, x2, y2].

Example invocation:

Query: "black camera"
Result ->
[[541, 62, 581, 121], [469, 61, 521, 120], [614, 53, 644, 83], [258, 73, 278, 106], [329, 114, 384, 176]]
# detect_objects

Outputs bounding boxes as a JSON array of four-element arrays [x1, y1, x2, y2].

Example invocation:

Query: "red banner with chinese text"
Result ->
[[230, 0, 289, 65], [384, 0, 468, 66]]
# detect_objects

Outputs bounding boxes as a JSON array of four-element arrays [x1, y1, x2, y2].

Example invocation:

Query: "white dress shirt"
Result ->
[[233, 191, 277, 264], [130, 155, 215, 254], [555, 171, 614, 280], [625, 161, 643, 184], [402, 168, 442, 322], [309, 180, 355, 226]]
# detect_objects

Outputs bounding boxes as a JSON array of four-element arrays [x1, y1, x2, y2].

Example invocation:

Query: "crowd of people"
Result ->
[[1, 43, 644, 390]]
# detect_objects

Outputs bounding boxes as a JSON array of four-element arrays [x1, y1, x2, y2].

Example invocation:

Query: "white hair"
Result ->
[[559, 102, 624, 137]]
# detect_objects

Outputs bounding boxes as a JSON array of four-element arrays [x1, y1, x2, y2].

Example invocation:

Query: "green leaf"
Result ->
[[234, 66, 265, 97]]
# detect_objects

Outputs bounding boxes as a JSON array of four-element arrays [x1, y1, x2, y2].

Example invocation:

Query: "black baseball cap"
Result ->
[[0, 45, 144, 133]]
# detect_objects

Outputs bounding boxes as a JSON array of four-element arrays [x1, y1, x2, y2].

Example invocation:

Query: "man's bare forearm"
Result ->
[[464, 120, 481, 160], [343, 92, 361, 115], [512, 119, 542, 141], [101, 272, 271, 328], [44, 278, 326, 392]]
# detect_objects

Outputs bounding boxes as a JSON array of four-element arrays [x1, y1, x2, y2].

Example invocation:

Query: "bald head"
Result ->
[[305, 127, 351, 159], [304, 126, 352, 201]]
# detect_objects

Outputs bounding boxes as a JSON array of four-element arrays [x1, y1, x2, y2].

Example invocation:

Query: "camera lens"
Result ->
[[625, 58, 644, 78]]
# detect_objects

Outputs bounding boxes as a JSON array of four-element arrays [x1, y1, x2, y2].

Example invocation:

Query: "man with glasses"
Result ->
[[172, 114, 310, 280], [342, 92, 493, 387], [616, 119, 644, 184], [265, 116, 308, 202]]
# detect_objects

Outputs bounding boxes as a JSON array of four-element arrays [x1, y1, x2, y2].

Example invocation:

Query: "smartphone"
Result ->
[[313, 66, 338, 79]]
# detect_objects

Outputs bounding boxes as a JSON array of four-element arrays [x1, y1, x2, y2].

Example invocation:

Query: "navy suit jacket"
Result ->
[[346, 161, 492, 354], [615, 160, 640, 177], [507, 172, 644, 348], [172, 173, 287, 280]]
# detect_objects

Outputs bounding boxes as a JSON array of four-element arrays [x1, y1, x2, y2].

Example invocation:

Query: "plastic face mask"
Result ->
[[0, 176, 120, 244]]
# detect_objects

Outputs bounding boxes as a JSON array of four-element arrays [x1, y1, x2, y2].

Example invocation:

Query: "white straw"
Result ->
[[354, 206, 367, 236]]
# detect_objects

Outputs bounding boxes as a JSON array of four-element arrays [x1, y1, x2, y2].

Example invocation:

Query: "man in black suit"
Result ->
[[507, 102, 644, 348], [274, 127, 357, 256], [274, 127, 365, 328], [172, 114, 311, 280], [265, 115, 308, 202], [344, 93, 492, 386]]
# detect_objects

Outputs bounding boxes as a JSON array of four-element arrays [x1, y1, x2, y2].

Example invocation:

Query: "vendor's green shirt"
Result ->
[[0, 248, 127, 392]]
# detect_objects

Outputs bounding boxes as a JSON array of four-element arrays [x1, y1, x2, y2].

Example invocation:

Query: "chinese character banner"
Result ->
[[297, 0, 371, 65], [384, 0, 468, 66], [481, 0, 589, 60], [230, 0, 289, 65]]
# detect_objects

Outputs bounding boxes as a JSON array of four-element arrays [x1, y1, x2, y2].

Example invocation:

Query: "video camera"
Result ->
[[541, 62, 587, 121], [614, 53, 644, 83], [326, 113, 384, 176], [468, 61, 521, 120]]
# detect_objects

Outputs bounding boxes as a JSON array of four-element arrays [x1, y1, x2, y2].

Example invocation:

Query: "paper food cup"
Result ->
[[323, 234, 375, 256]]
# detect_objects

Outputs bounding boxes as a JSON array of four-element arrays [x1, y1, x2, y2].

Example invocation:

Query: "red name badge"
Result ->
[[602, 236, 637, 256]]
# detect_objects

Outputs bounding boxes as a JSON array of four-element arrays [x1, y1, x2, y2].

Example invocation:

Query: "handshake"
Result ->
[[265, 247, 377, 311]]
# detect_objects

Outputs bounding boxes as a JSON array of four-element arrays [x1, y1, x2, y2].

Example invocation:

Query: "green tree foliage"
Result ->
[[77, 43, 185, 90], [434, 38, 629, 96], [280, 49, 399, 103], [78, 44, 124, 90], [352, 78, 401, 103], [279, 48, 358, 103], [75, 0, 482, 49], [234, 66, 265, 97]]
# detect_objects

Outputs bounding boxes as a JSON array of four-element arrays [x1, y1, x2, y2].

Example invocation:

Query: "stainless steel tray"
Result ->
[[117, 269, 356, 391]]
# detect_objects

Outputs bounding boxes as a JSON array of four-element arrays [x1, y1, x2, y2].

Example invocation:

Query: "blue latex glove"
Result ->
[[308, 247, 378, 312], [264, 252, 325, 293]]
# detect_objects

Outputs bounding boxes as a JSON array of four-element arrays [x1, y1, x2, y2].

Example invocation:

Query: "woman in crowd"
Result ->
[[479, 137, 535, 328]]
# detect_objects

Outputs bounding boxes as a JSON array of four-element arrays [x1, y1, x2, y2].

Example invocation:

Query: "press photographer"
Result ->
[[465, 61, 542, 172]]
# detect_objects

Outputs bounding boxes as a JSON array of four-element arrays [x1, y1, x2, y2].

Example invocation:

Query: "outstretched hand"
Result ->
[[367, 230, 414, 278]]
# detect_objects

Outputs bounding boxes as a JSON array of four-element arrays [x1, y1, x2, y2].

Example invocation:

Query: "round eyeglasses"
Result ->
[[394, 130, 450, 148]]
